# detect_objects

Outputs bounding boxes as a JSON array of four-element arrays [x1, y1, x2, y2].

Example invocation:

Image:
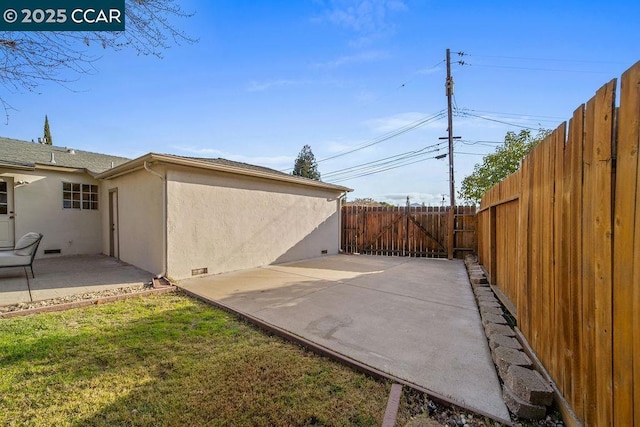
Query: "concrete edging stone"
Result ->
[[463, 254, 554, 422]]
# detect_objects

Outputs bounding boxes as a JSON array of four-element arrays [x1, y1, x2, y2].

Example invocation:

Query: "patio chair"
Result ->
[[0, 232, 43, 301]]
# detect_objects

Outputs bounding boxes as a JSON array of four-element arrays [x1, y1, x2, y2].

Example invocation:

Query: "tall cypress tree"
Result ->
[[43, 115, 53, 145], [292, 145, 321, 180]]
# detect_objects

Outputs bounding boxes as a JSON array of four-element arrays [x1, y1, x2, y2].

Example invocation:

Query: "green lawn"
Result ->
[[0, 293, 411, 426]]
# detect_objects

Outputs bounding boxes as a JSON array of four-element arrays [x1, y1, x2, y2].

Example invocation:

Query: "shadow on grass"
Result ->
[[0, 294, 387, 426]]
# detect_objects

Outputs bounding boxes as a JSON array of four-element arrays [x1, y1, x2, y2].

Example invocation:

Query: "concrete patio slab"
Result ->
[[179, 254, 510, 422], [0, 255, 153, 306]]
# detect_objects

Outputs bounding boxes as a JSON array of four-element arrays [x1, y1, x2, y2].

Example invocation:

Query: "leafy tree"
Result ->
[[459, 129, 550, 204], [43, 115, 52, 145], [0, 1, 194, 119], [350, 197, 377, 205], [292, 145, 321, 180], [346, 197, 394, 207]]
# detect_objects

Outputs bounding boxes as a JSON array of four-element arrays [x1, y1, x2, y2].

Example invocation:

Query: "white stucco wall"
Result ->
[[166, 167, 343, 280], [0, 168, 103, 257], [101, 168, 164, 275]]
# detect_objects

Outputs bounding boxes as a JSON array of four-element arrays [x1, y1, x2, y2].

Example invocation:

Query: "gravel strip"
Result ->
[[0, 283, 154, 314]]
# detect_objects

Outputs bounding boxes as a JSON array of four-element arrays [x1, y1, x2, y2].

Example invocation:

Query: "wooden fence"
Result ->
[[341, 204, 476, 258], [477, 61, 640, 426]]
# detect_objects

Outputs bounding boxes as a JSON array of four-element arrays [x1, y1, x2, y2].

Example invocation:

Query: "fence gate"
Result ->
[[341, 203, 476, 259]]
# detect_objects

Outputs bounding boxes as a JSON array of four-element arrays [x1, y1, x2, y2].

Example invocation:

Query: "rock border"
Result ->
[[464, 255, 553, 421]]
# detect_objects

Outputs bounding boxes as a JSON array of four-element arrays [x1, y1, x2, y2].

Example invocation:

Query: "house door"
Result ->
[[0, 178, 15, 248], [109, 189, 119, 258]]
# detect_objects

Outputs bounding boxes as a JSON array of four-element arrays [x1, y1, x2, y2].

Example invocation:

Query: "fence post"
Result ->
[[447, 207, 454, 260], [359, 206, 365, 254], [404, 196, 410, 257]]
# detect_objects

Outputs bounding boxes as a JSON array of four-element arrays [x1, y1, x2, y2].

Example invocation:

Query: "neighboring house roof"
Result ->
[[97, 153, 353, 193], [0, 137, 130, 175]]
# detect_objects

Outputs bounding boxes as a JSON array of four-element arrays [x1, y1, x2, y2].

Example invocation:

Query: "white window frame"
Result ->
[[63, 182, 98, 210]]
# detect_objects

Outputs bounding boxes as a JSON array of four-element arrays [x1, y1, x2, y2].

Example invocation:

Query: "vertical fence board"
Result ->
[[518, 154, 530, 339], [629, 65, 640, 427], [633, 89, 640, 427], [613, 63, 640, 426], [582, 94, 598, 426], [560, 122, 573, 400], [528, 146, 540, 353], [536, 139, 550, 366], [560, 117, 573, 407], [552, 124, 567, 391], [543, 137, 556, 373], [568, 105, 585, 419], [593, 80, 616, 427], [536, 143, 546, 355]]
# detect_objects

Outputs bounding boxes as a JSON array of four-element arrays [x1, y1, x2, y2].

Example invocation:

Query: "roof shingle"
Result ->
[[0, 137, 130, 174]]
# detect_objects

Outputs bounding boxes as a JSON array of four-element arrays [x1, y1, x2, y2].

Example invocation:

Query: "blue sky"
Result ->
[[2, 0, 638, 205]]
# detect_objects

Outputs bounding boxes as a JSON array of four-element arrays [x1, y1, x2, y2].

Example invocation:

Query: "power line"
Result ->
[[429, 59, 446, 68], [330, 152, 445, 183], [460, 63, 610, 74], [320, 110, 446, 163], [279, 110, 445, 173], [456, 151, 487, 156], [281, 60, 449, 172], [323, 141, 444, 176], [410, 59, 447, 79], [460, 140, 504, 147], [455, 109, 561, 126], [323, 141, 446, 180], [328, 153, 441, 181], [458, 53, 626, 65], [312, 109, 446, 165], [455, 110, 545, 131], [356, 59, 446, 107], [458, 108, 565, 121]]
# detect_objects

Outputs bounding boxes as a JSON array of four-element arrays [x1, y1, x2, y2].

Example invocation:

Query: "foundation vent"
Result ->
[[44, 249, 61, 254], [191, 267, 208, 276], [321, 249, 328, 254]]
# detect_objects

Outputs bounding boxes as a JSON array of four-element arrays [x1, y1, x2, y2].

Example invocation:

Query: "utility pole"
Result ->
[[445, 48, 456, 260]]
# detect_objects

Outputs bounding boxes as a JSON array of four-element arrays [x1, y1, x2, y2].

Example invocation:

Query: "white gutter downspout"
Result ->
[[144, 161, 168, 277]]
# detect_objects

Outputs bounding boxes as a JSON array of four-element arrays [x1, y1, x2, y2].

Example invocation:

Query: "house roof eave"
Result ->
[[0, 160, 36, 171], [97, 153, 353, 193]]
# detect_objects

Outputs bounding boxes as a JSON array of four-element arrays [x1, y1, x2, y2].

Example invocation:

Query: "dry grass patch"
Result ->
[[0, 293, 394, 426]]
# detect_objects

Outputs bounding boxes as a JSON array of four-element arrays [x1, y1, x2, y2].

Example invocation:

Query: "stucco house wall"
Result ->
[[0, 138, 130, 258], [165, 166, 343, 280], [1, 168, 103, 257], [101, 167, 165, 275], [3, 140, 350, 280]]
